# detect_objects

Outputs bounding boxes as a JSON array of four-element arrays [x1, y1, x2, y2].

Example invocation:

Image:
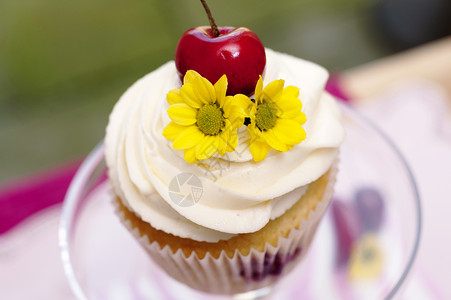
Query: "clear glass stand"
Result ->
[[59, 103, 421, 300]]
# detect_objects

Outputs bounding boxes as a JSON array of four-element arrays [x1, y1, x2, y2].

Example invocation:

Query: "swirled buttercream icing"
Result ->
[[105, 49, 345, 242]]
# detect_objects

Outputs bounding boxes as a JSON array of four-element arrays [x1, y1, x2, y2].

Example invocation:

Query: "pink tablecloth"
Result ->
[[0, 161, 80, 234]]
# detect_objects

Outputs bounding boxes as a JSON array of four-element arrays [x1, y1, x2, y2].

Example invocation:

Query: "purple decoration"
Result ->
[[354, 187, 385, 232], [331, 200, 361, 266], [240, 247, 302, 282]]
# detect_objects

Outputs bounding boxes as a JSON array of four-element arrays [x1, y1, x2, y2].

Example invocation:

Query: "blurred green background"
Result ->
[[0, 0, 396, 184]]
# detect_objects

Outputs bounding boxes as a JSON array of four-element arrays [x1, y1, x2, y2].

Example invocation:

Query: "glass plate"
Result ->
[[59, 103, 421, 300]]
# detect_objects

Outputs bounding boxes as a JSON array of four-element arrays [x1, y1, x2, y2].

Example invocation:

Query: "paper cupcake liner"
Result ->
[[115, 163, 338, 295]]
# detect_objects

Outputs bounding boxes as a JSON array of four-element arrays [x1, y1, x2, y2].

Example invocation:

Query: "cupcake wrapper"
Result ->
[[115, 163, 338, 295]]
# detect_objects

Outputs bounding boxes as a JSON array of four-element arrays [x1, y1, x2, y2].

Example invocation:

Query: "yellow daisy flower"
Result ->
[[163, 70, 248, 163], [247, 76, 307, 162]]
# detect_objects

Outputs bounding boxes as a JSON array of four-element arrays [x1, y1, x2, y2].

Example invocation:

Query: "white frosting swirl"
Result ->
[[105, 49, 345, 242]]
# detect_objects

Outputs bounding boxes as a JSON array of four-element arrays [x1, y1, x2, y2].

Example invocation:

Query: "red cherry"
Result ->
[[175, 26, 266, 96]]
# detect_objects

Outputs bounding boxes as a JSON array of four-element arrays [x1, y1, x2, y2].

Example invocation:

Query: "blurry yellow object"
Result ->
[[348, 233, 384, 280]]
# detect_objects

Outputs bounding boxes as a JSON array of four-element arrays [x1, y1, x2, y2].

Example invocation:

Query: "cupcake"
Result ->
[[105, 16, 344, 295]]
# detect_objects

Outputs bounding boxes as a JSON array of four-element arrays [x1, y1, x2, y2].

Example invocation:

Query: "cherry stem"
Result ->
[[200, 0, 219, 37]]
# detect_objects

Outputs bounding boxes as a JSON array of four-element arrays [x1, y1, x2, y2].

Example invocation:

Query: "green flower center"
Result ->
[[255, 101, 278, 131], [196, 103, 225, 136]]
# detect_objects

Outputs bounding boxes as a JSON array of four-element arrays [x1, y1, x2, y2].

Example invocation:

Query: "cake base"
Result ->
[[114, 168, 336, 295]]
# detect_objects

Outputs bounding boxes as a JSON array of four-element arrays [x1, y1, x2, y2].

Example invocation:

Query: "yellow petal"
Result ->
[[248, 104, 257, 125], [254, 76, 263, 102], [167, 89, 183, 105], [183, 70, 202, 85], [196, 135, 217, 160], [250, 139, 270, 162], [293, 111, 307, 125], [233, 112, 246, 130], [162, 122, 185, 141], [180, 84, 202, 108], [173, 126, 204, 149], [214, 75, 228, 108], [167, 103, 197, 125], [184, 147, 197, 163], [226, 129, 238, 152], [223, 95, 248, 130], [273, 119, 306, 145], [216, 130, 228, 156], [262, 79, 284, 102], [247, 123, 262, 139], [230, 107, 246, 130], [223, 96, 232, 116], [233, 94, 253, 115], [194, 76, 216, 104], [262, 129, 288, 152], [276, 97, 302, 118], [224, 118, 233, 131], [282, 86, 300, 98]]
